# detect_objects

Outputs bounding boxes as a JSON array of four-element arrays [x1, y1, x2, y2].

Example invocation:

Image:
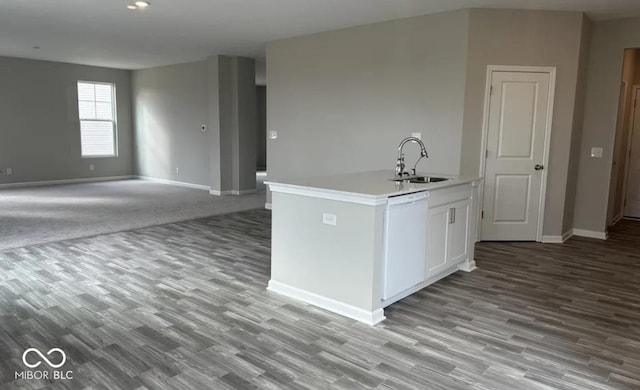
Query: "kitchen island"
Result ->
[[266, 170, 481, 325]]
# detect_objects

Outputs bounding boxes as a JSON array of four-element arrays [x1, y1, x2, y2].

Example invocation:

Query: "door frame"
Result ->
[[620, 85, 640, 219], [610, 80, 629, 225], [478, 65, 557, 242]]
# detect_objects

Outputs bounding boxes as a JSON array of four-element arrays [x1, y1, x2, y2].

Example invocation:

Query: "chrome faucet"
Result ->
[[396, 136, 428, 177]]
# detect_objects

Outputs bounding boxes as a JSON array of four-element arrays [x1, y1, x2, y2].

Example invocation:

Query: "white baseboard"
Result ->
[[137, 176, 210, 191], [572, 228, 608, 240], [563, 229, 574, 242], [264, 202, 272, 210], [541, 235, 563, 243], [0, 175, 135, 189], [232, 189, 257, 195], [457, 259, 477, 272], [210, 189, 233, 196], [267, 280, 386, 326], [541, 229, 574, 243], [210, 189, 257, 196]]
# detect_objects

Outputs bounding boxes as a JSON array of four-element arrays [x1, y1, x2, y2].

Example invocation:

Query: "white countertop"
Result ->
[[266, 170, 481, 205]]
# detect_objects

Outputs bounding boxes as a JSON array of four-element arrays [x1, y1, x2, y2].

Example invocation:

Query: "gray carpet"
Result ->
[[0, 179, 266, 251]]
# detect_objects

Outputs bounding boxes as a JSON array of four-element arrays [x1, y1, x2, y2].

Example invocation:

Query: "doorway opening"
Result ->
[[256, 84, 267, 192], [608, 48, 640, 225]]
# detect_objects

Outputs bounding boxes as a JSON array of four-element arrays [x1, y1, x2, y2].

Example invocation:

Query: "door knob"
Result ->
[[534, 164, 544, 171]]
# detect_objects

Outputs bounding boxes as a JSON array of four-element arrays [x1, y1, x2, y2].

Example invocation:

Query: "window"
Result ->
[[77, 81, 117, 157]]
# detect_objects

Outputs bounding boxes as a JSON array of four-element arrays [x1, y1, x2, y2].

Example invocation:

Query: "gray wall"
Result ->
[[256, 86, 267, 170], [208, 57, 230, 191], [133, 56, 257, 193], [563, 17, 592, 234], [573, 16, 640, 233], [0, 56, 133, 184], [460, 9, 587, 237], [132, 61, 210, 186], [267, 8, 592, 237], [232, 57, 258, 192], [266, 10, 470, 184]]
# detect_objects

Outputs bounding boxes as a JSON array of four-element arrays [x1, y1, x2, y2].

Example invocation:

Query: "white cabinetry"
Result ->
[[426, 196, 470, 278], [268, 171, 480, 325], [382, 183, 476, 307], [426, 186, 472, 279], [425, 203, 450, 276], [447, 199, 470, 265]]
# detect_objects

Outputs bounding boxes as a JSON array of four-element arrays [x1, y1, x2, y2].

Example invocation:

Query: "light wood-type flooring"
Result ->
[[1, 210, 639, 389]]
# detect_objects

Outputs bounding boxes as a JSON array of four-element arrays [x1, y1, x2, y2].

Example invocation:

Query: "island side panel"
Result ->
[[268, 191, 385, 322]]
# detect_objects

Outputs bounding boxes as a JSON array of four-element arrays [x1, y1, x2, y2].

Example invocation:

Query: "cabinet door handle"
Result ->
[[449, 208, 456, 224]]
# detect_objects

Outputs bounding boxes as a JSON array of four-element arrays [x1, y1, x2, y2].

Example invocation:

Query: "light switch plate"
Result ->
[[89, 164, 94, 171], [590, 147, 603, 158], [269, 131, 278, 140], [6, 168, 12, 175], [411, 132, 422, 140], [322, 213, 337, 226]]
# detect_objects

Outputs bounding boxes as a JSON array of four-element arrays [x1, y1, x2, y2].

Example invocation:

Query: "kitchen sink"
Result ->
[[390, 176, 450, 183], [409, 176, 449, 183]]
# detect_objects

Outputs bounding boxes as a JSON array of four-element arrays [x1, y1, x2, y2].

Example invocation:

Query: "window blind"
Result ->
[[78, 82, 117, 157]]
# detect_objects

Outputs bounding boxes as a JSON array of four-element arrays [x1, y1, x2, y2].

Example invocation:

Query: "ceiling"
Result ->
[[1, 0, 639, 77]]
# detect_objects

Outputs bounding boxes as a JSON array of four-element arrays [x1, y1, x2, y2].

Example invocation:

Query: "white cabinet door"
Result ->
[[447, 199, 470, 265], [426, 198, 471, 278], [426, 204, 450, 277]]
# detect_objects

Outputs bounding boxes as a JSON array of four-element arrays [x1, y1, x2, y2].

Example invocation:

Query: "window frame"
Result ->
[[77, 80, 118, 158]]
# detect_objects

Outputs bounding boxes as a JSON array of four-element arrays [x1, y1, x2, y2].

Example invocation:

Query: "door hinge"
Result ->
[[481, 210, 484, 219], [485, 150, 489, 158], [490, 85, 494, 95]]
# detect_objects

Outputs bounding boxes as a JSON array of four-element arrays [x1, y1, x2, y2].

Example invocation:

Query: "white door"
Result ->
[[482, 70, 553, 241], [624, 88, 640, 218]]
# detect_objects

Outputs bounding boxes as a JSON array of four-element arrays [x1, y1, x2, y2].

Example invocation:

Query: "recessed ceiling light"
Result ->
[[127, 5, 137, 10], [134, 1, 150, 7]]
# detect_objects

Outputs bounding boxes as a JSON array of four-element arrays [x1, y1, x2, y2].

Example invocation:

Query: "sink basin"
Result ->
[[408, 176, 449, 183], [390, 176, 450, 183]]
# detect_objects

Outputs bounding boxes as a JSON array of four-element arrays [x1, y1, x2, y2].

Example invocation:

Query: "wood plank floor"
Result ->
[[1, 210, 639, 389]]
